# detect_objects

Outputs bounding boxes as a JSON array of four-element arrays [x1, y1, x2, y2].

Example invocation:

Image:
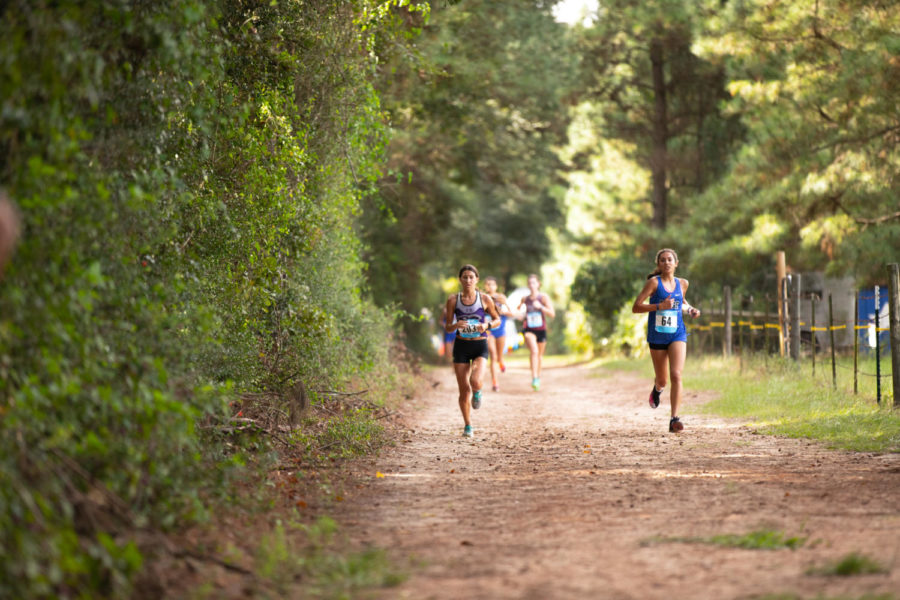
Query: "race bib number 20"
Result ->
[[655, 310, 678, 334]]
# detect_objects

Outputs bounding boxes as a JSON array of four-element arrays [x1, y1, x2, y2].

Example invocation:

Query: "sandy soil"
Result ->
[[333, 357, 900, 600]]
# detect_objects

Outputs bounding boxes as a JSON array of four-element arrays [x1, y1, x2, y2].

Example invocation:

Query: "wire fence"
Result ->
[[687, 287, 896, 405]]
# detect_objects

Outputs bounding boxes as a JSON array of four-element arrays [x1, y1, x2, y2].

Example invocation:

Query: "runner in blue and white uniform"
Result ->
[[632, 248, 701, 432], [516, 273, 555, 391], [484, 276, 511, 392], [444, 264, 500, 439]]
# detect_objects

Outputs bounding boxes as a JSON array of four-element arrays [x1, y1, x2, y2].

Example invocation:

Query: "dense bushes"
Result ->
[[0, 1, 422, 596]]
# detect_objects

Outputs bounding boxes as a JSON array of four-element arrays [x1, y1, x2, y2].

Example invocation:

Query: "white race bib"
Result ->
[[526, 310, 543, 329], [655, 310, 678, 334]]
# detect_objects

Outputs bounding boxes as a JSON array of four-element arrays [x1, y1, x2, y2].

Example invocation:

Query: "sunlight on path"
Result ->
[[335, 360, 900, 600]]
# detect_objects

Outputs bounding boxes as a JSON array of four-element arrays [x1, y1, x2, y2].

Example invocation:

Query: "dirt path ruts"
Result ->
[[335, 359, 900, 599]]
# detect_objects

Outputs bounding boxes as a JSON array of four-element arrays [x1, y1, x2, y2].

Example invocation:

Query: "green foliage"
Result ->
[[645, 528, 806, 550], [756, 595, 894, 600], [255, 517, 406, 598], [692, 0, 900, 285], [572, 0, 744, 230], [808, 552, 888, 577], [571, 254, 646, 333], [363, 0, 578, 351], [690, 355, 900, 452], [0, 0, 423, 596]]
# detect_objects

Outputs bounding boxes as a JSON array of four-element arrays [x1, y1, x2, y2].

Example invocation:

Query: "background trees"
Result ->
[[570, 0, 899, 337], [690, 0, 900, 288], [364, 0, 577, 351]]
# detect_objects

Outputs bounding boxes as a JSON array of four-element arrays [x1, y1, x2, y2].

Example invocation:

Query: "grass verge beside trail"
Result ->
[[686, 354, 900, 453]]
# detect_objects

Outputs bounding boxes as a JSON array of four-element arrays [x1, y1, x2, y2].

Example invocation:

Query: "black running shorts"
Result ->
[[452, 338, 489, 364]]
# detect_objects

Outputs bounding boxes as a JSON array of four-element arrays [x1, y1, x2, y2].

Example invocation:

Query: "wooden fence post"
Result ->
[[776, 251, 786, 357], [888, 263, 900, 408]]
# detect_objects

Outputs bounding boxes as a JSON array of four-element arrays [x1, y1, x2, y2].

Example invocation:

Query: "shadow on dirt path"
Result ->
[[335, 359, 900, 599]]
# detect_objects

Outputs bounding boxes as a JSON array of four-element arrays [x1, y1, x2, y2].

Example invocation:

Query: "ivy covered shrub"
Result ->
[[0, 0, 424, 596]]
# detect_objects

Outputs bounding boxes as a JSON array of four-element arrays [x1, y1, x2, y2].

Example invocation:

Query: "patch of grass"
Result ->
[[643, 528, 805, 550], [808, 552, 889, 577], [687, 355, 900, 452], [754, 595, 894, 600], [255, 516, 406, 598], [593, 356, 653, 376]]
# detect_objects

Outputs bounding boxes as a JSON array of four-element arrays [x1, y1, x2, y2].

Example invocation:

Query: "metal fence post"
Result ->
[[724, 286, 732, 358], [829, 293, 837, 389], [790, 274, 801, 361], [876, 286, 882, 404], [811, 295, 816, 375], [854, 292, 859, 395], [888, 263, 900, 408]]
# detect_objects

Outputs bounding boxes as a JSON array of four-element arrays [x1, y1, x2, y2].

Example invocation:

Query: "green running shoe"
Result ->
[[463, 425, 474, 438], [532, 377, 540, 391], [472, 390, 483, 409]]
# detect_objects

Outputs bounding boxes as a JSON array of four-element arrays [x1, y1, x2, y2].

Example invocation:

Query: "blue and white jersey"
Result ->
[[647, 277, 687, 345]]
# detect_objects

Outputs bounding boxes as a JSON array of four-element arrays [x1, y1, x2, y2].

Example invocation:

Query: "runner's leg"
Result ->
[[469, 356, 487, 396], [649, 348, 669, 391], [536, 341, 547, 379], [524, 332, 539, 379], [487, 334, 500, 389], [667, 341, 687, 417], [454, 362, 472, 426]]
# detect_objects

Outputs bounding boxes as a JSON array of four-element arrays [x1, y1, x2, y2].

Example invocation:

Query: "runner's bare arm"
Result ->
[[539, 294, 555, 319], [495, 293, 511, 316], [680, 279, 701, 317], [632, 279, 659, 313], [481, 294, 500, 332], [444, 295, 459, 333]]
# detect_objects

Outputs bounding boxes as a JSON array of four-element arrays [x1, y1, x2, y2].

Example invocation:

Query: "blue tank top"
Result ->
[[454, 292, 489, 339], [647, 277, 687, 344]]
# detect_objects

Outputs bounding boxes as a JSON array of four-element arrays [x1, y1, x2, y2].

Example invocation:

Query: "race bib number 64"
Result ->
[[655, 310, 678, 334]]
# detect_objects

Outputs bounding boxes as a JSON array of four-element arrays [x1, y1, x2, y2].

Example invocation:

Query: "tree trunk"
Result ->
[[649, 38, 668, 230]]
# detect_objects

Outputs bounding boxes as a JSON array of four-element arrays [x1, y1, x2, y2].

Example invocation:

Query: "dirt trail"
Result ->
[[335, 359, 900, 599]]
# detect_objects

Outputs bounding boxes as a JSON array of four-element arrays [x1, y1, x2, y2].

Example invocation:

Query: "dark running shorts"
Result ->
[[453, 337, 489, 364], [649, 340, 687, 351], [524, 328, 547, 343]]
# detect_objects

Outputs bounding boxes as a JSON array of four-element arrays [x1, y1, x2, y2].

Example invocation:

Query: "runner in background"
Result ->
[[517, 273, 554, 391], [445, 264, 500, 438], [439, 303, 456, 364], [631, 248, 700, 433], [483, 276, 511, 392]]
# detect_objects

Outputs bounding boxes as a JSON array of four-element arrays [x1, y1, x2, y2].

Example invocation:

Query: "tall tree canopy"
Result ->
[[364, 0, 578, 348], [689, 0, 900, 286]]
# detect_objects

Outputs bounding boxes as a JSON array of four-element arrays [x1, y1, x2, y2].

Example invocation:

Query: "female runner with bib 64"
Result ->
[[632, 249, 700, 433], [445, 265, 501, 439]]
